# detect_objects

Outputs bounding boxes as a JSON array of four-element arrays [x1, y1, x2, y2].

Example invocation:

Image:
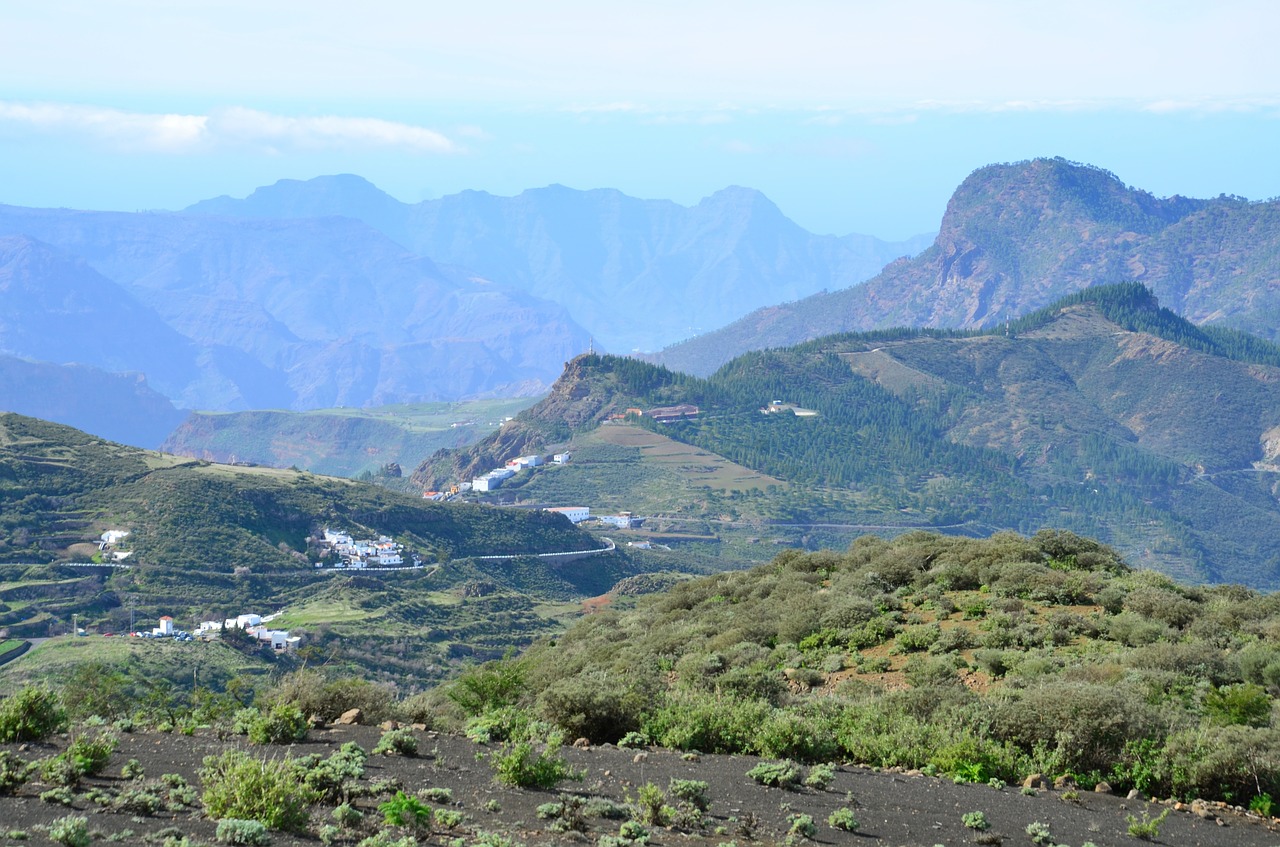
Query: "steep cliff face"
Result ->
[[653, 158, 1276, 375]]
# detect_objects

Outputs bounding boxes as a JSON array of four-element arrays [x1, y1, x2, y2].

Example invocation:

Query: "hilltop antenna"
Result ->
[[588, 337, 595, 355]]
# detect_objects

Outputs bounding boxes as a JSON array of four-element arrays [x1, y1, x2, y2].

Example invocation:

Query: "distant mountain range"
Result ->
[[0, 208, 590, 416], [0, 177, 924, 449], [423, 284, 1280, 589], [188, 175, 932, 353], [653, 158, 1280, 375]]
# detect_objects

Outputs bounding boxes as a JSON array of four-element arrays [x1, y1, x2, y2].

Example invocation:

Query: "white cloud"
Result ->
[[0, 101, 460, 153], [0, 102, 207, 151]]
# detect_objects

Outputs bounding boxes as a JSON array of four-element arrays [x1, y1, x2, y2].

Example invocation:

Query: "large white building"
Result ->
[[546, 506, 590, 524]]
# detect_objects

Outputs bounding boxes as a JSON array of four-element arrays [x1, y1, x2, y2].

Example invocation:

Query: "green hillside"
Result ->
[[160, 397, 537, 479], [0, 412, 656, 683], [420, 284, 1280, 588], [0, 412, 593, 569], [497, 530, 1280, 806]]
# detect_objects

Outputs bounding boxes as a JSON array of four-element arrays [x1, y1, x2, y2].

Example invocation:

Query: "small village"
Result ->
[[317, 528, 420, 569]]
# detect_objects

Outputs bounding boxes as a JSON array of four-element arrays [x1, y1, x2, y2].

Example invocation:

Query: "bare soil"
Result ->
[[3, 726, 1279, 847]]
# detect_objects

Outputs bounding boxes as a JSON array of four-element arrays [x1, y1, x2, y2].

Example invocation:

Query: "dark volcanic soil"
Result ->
[[3, 726, 1278, 846]]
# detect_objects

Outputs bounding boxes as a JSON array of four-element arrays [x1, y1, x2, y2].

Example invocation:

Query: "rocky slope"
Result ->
[[654, 157, 1280, 375]]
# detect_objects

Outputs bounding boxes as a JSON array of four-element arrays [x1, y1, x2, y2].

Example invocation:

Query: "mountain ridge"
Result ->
[[185, 177, 932, 352], [419, 284, 1280, 588], [652, 157, 1280, 375]]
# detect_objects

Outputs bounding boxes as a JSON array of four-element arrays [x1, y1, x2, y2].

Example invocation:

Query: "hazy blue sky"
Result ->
[[2, 1, 1277, 239]]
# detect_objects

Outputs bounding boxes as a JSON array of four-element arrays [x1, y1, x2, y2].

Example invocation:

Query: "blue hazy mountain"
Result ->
[[0, 206, 592, 417], [188, 175, 933, 353]]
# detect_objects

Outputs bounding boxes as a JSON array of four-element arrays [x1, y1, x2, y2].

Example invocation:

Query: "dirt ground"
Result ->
[[3, 726, 1279, 846]]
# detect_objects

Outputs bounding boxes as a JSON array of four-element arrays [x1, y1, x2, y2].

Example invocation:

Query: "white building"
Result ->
[[553, 453, 572, 464], [472, 475, 501, 492], [546, 506, 590, 524], [322, 528, 353, 545], [100, 530, 130, 546], [154, 616, 174, 636]]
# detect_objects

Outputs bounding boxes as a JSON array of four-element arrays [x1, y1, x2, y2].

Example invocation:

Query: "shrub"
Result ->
[[215, 819, 271, 846], [263, 670, 395, 723], [380, 790, 432, 831], [40, 753, 83, 787], [804, 762, 836, 790], [0, 685, 66, 742], [827, 807, 858, 831], [200, 750, 318, 832], [1025, 821, 1053, 845], [786, 813, 816, 838], [418, 786, 452, 803], [0, 751, 30, 795], [895, 624, 941, 653], [68, 731, 117, 775], [746, 760, 802, 789], [447, 656, 526, 717], [642, 691, 772, 754], [668, 778, 710, 811], [537, 672, 652, 742], [634, 782, 669, 826], [491, 740, 582, 788], [1204, 683, 1272, 727], [47, 815, 89, 847], [247, 704, 308, 745], [1126, 808, 1169, 840], [113, 786, 165, 815], [302, 742, 367, 802], [961, 811, 989, 830], [121, 758, 144, 780], [332, 802, 364, 828], [372, 727, 418, 756], [618, 731, 648, 749], [433, 808, 464, 830], [1163, 724, 1280, 801]]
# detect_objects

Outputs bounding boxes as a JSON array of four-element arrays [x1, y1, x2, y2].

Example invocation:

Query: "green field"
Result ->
[[163, 397, 541, 478]]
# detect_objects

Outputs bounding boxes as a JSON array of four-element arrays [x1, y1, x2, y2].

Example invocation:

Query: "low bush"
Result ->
[[215, 818, 271, 846], [827, 807, 858, 831], [247, 704, 308, 745], [379, 790, 432, 831], [372, 727, 418, 756], [301, 742, 367, 802], [746, 760, 802, 789], [804, 762, 836, 790], [490, 740, 582, 788], [39, 754, 83, 787], [0, 751, 30, 795], [1126, 808, 1169, 840], [47, 815, 89, 847], [200, 750, 318, 832], [68, 730, 117, 776], [668, 778, 710, 811], [0, 685, 66, 742]]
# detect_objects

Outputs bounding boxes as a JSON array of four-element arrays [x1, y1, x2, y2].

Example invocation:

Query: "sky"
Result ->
[[1, 1, 1278, 240]]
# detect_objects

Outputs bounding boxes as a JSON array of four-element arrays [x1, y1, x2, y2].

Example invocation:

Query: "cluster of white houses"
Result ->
[[320, 528, 404, 567], [544, 506, 644, 529], [97, 529, 134, 561], [467, 452, 570, 492], [196, 612, 299, 651]]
